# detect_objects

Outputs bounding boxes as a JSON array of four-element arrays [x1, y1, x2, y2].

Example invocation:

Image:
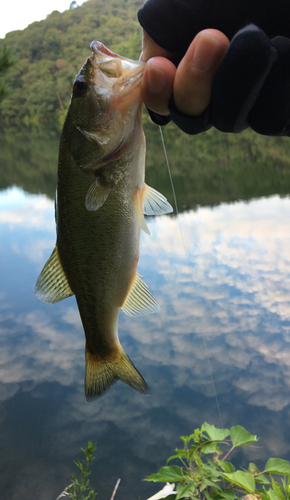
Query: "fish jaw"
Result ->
[[90, 40, 146, 115], [64, 43, 146, 170], [90, 41, 145, 82], [88, 42, 146, 164]]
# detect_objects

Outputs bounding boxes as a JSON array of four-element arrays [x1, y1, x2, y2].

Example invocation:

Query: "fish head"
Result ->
[[64, 41, 146, 169]]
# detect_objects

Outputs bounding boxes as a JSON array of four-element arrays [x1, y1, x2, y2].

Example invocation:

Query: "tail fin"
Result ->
[[85, 345, 150, 401]]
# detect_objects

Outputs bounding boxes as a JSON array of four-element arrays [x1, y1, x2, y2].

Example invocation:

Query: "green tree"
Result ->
[[0, 44, 15, 101], [0, 0, 144, 128]]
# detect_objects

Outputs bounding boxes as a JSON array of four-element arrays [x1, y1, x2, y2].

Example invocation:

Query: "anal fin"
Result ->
[[142, 183, 173, 216], [35, 244, 74, 304], [121, 272, 160, 316]]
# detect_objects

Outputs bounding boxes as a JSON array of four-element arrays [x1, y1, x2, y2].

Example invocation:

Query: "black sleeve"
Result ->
[[138, 0, 290, 55], [138, 0, 290, 137]]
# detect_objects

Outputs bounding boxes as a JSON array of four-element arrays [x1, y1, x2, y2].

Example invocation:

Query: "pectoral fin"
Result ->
[[85, 179, 111, 211], [142, 184, 173, 215], [121, 272, 160, 316], [35, 244, 74, 304]]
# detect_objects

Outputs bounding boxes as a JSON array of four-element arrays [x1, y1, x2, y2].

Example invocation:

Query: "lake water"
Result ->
[[1, 126, 290, 499]]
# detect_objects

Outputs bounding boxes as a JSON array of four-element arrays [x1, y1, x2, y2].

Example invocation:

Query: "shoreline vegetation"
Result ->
[[58, 425, 290, 500], [1, 123, 290, 212], [1, 0, 290, 210], [0, 0, 144, 129]]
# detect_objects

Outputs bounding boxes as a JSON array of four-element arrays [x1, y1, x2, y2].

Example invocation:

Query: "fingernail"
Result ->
[[192, 35, 218, 72], [147, 63, 169, 94]]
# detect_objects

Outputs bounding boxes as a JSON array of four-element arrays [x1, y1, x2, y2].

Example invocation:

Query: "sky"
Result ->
[[0, 0, 85, 39]]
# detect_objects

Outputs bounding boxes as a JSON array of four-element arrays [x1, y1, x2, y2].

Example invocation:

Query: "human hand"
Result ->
[[141, 28, 229, 117], [141, 24, 290, 136]]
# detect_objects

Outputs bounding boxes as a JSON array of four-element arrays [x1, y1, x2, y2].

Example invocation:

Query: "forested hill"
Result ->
[[1, 0, 290, 208], [0, 0, 144, 129]]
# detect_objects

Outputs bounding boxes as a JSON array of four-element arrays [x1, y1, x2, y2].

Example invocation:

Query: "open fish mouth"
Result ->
[[90, 40, 145, 69], [74, 42, 145, 171], [90, 40, 146, 92]]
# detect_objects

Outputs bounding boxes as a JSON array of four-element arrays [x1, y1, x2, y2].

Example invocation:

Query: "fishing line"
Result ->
[[159, 125, 224, 430]]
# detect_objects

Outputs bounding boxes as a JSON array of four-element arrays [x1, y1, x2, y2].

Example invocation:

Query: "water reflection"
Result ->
[[1, 187, 290, 499]]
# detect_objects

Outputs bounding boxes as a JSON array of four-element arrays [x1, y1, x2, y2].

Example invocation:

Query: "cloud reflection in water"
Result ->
[[1, 188, 290, 498]]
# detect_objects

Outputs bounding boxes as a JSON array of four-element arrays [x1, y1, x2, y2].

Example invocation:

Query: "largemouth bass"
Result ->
[[35, 42, 173, 400]]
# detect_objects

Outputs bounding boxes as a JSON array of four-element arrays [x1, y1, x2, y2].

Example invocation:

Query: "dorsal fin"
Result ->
[[35, 244, 74, 304], [121, 272, 160, 316], [142, 184, 173, 215]]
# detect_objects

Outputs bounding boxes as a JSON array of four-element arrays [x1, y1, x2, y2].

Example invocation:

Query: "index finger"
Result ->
[[141, 29, 176, 61], [141, 30, 177, 115]]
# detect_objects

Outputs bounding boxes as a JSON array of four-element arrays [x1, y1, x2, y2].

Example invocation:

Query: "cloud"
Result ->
[[2, 190, 290, 495], [0, 196, 54, 229], [1, 193, 290, 414]]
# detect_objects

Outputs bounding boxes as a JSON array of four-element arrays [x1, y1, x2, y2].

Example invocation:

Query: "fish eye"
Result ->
[[73, 76, 88, 97]]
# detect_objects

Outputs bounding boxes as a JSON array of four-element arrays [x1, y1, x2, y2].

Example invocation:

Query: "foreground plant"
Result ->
[[58, 424, 290, 500], [144, 422, 290, 500], [57, 442, 123, 500], [56, 442, 97, 500]]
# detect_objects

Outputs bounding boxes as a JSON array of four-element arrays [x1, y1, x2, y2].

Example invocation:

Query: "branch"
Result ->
[[110, 478, 121, 500], [222, 446, 235, 462], [55, 483, 73, 500]]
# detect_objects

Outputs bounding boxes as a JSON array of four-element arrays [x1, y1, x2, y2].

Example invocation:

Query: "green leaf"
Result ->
[[247, 462, 270, 485], [272, 477, 287, 500], [216, 459, 236, 473], [248, 463, 260, 474], [219, 489, 238, 500], [204, 490, 215, 500], [230, 426, 258, 447], [206, 457, 217, 468], [265, 459, 290, 475], [280, 476, 288, 491], [145, 465, 185, 483], [255, 474, 271, 485], [188, 443, 199, 458], [202, 423, 230, 441], [176, 481, 198, 500], [221, 471, 256, 492], [202, 444, 224, 455], [201, 478, 222, 491], [202, 463, 222, 479], [76, 459, 83, 470], [167, 450, 189, 464], [264, 489, 277, 500], [180, 435, 194, 447]]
